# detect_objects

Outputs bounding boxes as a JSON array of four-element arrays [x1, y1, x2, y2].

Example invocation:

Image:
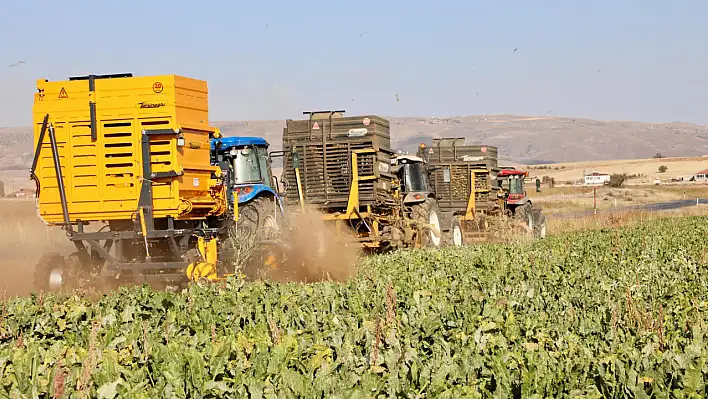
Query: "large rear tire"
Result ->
[[451, 218, 465, 247], [227, 196, 281, 279], [513, 203, 535, 235], [534, 212, 547, 239], [238, 196, 280, 240], [411, 198, 442, 248]]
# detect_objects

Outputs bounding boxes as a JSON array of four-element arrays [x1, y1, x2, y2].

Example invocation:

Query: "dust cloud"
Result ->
[[251, 205, 362, 283], [0, 199, 71, 297], [0, 199, 363, 298]]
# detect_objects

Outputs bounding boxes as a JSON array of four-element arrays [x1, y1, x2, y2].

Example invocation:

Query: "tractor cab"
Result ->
[[391, 153, 434, 203], [211, 137, 278, 206], [498, 168, 531, 212]]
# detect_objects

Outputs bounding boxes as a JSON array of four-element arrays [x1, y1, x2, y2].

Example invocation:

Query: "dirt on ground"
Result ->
[[530, 185, 708, 214], [254, 206, 362, 283], [0, 199, 71, 297], [0, 199, 362, 297]]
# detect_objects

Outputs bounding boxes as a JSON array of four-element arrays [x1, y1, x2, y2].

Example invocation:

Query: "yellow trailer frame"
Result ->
[[29, 73, 231, 288]]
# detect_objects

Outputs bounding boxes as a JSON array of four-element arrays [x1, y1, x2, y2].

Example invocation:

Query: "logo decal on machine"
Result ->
[[348, 128, 368, 137], [153, 82, 164, 93], [138, 102, 166, 109]]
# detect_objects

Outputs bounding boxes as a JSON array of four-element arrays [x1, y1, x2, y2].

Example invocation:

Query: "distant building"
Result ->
[[691, 169, 708, 181], [584, 172, 610, 185], [12, 188, 36, 198]]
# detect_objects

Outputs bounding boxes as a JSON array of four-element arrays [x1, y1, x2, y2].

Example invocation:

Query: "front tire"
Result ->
[[411, 198, 442, 248], [451, 218, 464, 247], [534, 212, 547, 238]]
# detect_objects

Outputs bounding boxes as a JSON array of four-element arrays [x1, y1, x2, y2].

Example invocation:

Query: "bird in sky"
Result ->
[[360, 31, 368, 38], [8, 61, 25, 68]]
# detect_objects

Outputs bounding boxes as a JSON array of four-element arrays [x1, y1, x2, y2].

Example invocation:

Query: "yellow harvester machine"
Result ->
[[30, 73, 250, 291], [279, 111, 442, 251]]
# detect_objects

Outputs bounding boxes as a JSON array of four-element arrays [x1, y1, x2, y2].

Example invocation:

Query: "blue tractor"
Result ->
[[210, 136, 284, 238]]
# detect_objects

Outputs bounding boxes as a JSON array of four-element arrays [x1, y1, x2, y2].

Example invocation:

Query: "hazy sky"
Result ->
[[1, 0, 707, 127]]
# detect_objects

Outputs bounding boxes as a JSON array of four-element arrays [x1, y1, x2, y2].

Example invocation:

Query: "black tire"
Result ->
[[222, 196, 280, 279], [35, 251, 99, 293], [34, 253, 65, 292], [514, 202, 531, 223], [238, 196, 279, 240], [534, 212, 547, 239], [450, 217, 465, 247], [411, 198, 442, 248]]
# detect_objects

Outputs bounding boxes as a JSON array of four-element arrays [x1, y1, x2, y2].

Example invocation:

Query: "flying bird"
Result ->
[[395, 92, 400, 102], [513, 48, 518, 52], [359, 31, 368, 38], [8, 61, 25, 68]]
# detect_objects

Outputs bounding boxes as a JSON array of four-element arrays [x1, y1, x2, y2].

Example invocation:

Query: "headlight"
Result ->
[[230, 148, 238, 156]]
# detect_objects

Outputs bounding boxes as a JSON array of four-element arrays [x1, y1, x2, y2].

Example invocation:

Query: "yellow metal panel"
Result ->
[[33, 74, 224, 225]]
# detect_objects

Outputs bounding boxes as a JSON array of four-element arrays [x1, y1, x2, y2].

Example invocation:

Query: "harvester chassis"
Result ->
[[30, 115, 224, 289], [289, 149, 440, 251]]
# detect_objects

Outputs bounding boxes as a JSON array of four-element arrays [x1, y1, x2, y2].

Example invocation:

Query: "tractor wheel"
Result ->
[[34, 253, 65, 292], [514, 203, 532, 222], [33, 252, 88, 292], [534, 212, 547, 239], [411, 198, 442, 248], [514, 203, 534, 235], [451, 218, 465, 247], [238, 196, 280, 240], [224, 196, 281, 279]]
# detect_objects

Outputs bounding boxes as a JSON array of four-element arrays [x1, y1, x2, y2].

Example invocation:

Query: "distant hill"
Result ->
[[3, 114, 708, 170]]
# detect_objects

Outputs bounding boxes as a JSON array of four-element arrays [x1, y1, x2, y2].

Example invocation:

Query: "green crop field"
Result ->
[[1, 217, 708, 397]]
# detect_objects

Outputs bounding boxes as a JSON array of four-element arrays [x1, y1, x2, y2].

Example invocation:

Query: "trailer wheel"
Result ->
[[451, 218, 464, 247], [33, 252, 86, 292], [34, 253, 64, 292], [412, 198, 442, 248]]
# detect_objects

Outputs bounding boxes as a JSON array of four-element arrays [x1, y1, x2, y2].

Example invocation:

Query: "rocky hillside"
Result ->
[[3, 114, 708, 170]]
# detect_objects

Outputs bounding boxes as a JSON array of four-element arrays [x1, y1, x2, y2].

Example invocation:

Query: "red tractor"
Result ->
[[497, 168, 547, 238]]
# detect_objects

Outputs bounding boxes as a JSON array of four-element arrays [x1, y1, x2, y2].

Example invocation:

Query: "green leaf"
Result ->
[[97, 379, 122, 399]]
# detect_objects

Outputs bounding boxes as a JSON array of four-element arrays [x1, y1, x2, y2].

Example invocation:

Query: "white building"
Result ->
[[584, 172, 610, 185], [691, 169, 708, 181]]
